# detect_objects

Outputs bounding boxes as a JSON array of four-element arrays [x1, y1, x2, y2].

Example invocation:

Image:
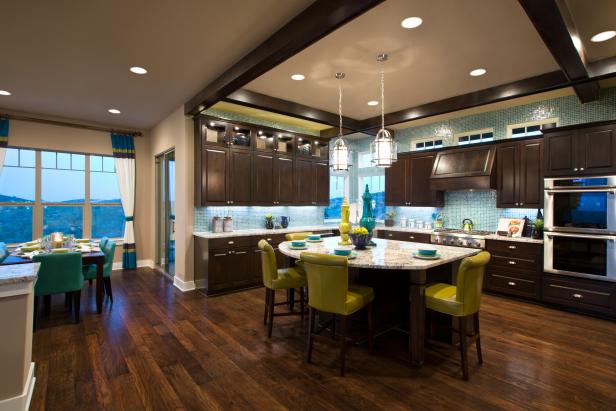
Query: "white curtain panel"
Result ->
[[114, 156, 135, 245]]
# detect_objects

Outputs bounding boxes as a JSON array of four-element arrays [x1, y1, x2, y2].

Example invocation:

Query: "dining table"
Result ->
[[279, 236, 480, 366], [2, 245, 107, 314]]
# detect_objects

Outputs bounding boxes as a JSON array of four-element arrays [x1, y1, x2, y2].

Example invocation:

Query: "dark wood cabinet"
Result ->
[[544, 121, 616, 177], [230, 150, 252, 205], [385, 153, 443, 207], [376, 229, 431, 244], [542, 275, 616, 316], [294, 158, 313, 204], [496, 138, 543, 208], [314, 161, 330, 206], [252, 153, 274, 205], [274, 155, 294, 205], [201, 147, 228, 205]]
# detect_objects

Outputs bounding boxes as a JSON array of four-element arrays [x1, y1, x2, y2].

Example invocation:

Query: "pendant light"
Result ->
[[371, 53, 398, 167], [331, 72, 351, 172]]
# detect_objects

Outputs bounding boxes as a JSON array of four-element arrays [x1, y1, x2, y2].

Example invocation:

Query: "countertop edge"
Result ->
[[0, 262, 40, 286]]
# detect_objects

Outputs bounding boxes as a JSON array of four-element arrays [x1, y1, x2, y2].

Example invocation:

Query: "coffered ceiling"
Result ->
[[244, 0, 562, 120]]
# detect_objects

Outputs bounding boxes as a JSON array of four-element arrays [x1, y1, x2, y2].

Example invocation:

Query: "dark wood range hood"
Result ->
[[430, 145, 496, 191]]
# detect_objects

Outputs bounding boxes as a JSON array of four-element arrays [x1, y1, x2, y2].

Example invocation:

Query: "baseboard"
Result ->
[[173, 276, 196, 292], [112, 259, 154, 271], [0, 362, 35, 411]]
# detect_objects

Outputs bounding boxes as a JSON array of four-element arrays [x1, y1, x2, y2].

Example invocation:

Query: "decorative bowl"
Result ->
[[349, 233, 371, 250], [334, 248, 352, 256], [307, 234, 321, 241], [291, 240, 306, 248], [417, 248, 437, 257]]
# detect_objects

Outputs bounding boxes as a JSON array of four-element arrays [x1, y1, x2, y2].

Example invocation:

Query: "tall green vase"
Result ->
[[360, 184, 376, 245]]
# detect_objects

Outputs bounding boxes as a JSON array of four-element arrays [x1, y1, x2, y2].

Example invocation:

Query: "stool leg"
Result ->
[[299, 287, 305, 321], [459, 316, 469, 380], [263, 287, 269, 325], [306, 307, 315, 363], [43, 295, 51, 316], [474, 312, 483, 365], [267, 289, 275, 338], [340, 315, 348, 377], [367, 302, 374, 354], [288, 288, 295, 312]]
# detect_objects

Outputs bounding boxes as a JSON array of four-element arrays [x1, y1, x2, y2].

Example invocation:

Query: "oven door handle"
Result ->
[[545, 232, 616, 241], [545, 188, 616, 194]]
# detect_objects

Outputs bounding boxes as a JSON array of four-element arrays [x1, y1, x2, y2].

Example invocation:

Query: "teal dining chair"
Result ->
[[83, 240, 116, 302], [33, 252, 84, 327], [0, 243, 8, 264], [85, 237, 108, 285]]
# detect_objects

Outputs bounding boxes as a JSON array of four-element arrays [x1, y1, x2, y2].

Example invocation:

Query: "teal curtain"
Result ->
[[111, 134, 137, 269]]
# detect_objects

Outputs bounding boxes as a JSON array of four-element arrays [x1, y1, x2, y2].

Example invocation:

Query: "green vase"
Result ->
[[360, 184, 376, 244]]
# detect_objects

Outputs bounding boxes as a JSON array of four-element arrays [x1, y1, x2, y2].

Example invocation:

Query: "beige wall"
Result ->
[[149, 106, 194, 286], [7, 118, 153, 263]]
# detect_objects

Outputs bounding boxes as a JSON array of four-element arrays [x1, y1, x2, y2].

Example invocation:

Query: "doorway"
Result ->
[[155, 149, 175, 277]]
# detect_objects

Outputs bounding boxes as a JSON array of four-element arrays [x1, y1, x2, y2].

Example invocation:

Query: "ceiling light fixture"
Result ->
[[470, 68, 487, 77], [129, 66, 148, 75], [401, 17, 423, 29], [108, 109, 121, 114], [371, 53, 398, 168], [0, 90, 11, 96], [367, 100, 379, 106], [591, 30, 616, 42], [291, 74, 305, 81], [331, 72, 351, 172]]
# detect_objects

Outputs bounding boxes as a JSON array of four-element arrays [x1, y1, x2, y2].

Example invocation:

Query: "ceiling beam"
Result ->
[[184, 0, 385, 116], [223, 89, 364, 130], [518, 0, 599, 103]]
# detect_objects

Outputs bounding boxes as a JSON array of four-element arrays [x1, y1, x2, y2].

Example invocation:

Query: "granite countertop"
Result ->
[[279, 237, 479, 270], [484, 234, 543, 244], [376, 226, 544, 244], [194, 225, 340, 239], [0, 262, 40, 285]]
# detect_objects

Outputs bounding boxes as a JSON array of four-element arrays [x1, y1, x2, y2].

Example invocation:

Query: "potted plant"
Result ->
[[265, 213, 274, 229], [349, 226, 370, 250], [532, 218, 544, 239], [385, 211, 395, 227]]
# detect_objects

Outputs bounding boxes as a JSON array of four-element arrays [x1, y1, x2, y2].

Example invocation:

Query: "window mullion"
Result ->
[[33, 150, 42, 240], [84, 154, 92, 239]]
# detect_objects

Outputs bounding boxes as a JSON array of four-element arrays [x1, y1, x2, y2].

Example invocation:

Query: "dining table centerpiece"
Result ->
[[349, 226, 371, 250], [338, 196, 352, 245], [359, 185, 376, 246]]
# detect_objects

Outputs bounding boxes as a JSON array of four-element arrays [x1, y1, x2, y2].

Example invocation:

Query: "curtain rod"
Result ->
[[0, 113, 143, 137]]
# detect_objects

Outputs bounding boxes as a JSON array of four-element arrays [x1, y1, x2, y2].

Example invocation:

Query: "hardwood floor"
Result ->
[[31, 268, 616, 410]]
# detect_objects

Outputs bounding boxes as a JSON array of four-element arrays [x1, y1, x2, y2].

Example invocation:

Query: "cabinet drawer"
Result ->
[[209, 236, 251, 250], [542, 276, 615, 312], [486, 239, 542, 259], [485, 271, 539, 299], [378, 230, 431, 243], [489, 255, 539, 272], [250, 234, 287, 247]]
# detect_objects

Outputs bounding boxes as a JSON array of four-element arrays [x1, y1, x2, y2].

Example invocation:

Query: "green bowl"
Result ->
[[417, 248, 437, 257], [334, 248, 352, 256], [307, 235, 321, 241], [291, 241, 306, 248]]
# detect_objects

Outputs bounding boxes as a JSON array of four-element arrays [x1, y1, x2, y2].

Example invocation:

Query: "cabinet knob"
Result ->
[[409, 236, 415, 239], [228, 241, 234, 245], [266, 238, 272, 241], [507, 281, 516, 286], [574, 167, 579, 171], [388, 234, 393, 237], [520, 202, 524, 206], [573, 293, 583, 299], [508, 260, 516, 265], [580, 167, 585, 171], [508, 245, 517, 249], [230, 201, 234, 204], [515, 202, 519, 206]]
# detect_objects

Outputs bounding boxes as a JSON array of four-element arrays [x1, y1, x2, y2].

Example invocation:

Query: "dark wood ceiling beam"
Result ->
[[518, 0, 599, 103], [184, 0, 385, 116], [223, 89, 364, 130]]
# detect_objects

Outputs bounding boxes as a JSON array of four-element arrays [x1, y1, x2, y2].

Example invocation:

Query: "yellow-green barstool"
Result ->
[[284, 232, 313, 241], [425, 251, 491, 380], [258, 240, 307, 338], [301, 252, 374, 376]]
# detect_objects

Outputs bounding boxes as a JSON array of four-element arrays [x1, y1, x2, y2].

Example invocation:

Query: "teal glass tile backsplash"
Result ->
[[194, 206, 325, 231]]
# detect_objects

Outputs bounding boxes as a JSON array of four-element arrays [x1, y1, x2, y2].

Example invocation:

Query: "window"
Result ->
[[456, 128, 494, 145], [413, 138, 444, 151], [508, 118, 558, 138], [0, 147, 124, 244], [359, 174, 386, 221], [0, 148, 35, 242], [358, 152, 373, 168], [324, 173, 348, 222]]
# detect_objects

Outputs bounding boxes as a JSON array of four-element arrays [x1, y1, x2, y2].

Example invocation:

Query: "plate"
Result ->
[[331, 251, 357, 259], [289, 245, 308, 250], [306, 239, 323, 243], [413, 252, 441, 260]]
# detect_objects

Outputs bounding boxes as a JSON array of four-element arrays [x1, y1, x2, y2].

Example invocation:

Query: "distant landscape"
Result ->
[[324, 191, 386, 221], [0, 194, 124, 244]]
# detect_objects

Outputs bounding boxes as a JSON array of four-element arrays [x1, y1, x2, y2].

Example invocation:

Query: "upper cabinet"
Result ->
[[496, 138, 543, 208], [384, 152, 443, 207], [544, 122, 616, 177]]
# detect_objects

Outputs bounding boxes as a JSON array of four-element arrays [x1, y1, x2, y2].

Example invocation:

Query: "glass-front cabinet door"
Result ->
[[202, 119, 229, 147], [313, 138, 329, 159], [296, 136, 314, 157], [228, 124, 252, 150], [255, 128, 276, 152], [276, 133, 295, 155]]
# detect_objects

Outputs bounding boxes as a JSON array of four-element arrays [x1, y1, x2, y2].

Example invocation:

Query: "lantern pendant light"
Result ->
[[331, 72, 351, 172], [371, 53, 398, 167]]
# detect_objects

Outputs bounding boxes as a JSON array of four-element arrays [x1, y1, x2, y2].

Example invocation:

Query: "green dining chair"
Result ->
[[425, 251, 491, 380], [258, 239, 307, 338], [0, 243, 8, 264], [85, 237, 109, 285], [33, 252, 84, 327], [83, 240, 116, 302], [300, 252, 374, 377]]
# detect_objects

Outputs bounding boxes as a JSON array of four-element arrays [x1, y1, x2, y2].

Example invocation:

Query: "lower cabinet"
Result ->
[[542, 275, 616, 316], [375, 230, 431, 243]]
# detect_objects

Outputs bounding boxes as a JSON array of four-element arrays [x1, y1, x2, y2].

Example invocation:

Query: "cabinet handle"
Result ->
[[230, 201, 234, 204], [409, 236, 415, 239], [574, 167, 578, 171], [508, 260, 517, 265], [228, 241, 235, 245], [507, 281, 516, 286], [267, 238, 272, 241], [573, 293, 583, 299], [515, 202, 519, 206], [388, 234, 393, 237], [508, 245, 517, 249], [580, 167, 585, 171], [213, 253, 227, 257], [520, 202, 524, 206], [235, 251, 247, 255]]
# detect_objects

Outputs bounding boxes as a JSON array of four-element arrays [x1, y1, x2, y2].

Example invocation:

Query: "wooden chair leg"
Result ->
[[103, 277, 113, 302], [263, 287, 269, 326], [306, 307, 315, 363], [474, 312, 483, 365], [267, 289, 275, 338], [459, 316, 469, 380], [73, 290, 81, 324], [33, 296, 39, 331], [43, 295, 51, 316], [299, 287, 305, 321], [340, 315, 348, 377], [288, 288, 295, 312], [367, 302, 374, 354]]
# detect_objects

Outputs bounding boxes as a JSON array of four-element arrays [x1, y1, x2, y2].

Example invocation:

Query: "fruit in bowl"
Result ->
[[349, 227, 372, 250]]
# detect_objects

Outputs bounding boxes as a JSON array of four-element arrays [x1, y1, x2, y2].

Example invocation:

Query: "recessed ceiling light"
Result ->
[[470, 68, 487, 77], [367, 100, 379, 106], [291, 74, 305, 81], [108, 108, 121, 114], [129, 66, 148, 75], [0, 90, 11, 96], [591, 30, 616, 42], [401, 17, 423, 29]]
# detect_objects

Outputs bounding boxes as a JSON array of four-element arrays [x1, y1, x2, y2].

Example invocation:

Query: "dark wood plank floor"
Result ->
[[31, 268, 616, 410]]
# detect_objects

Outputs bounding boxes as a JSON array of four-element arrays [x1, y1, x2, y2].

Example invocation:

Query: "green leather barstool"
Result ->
[[301, 252, 374, 377], [83, 240, 116, 302], [425, 251, 491, 380], [258, 239, 307, 338], [33, 252, 84, 327]]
